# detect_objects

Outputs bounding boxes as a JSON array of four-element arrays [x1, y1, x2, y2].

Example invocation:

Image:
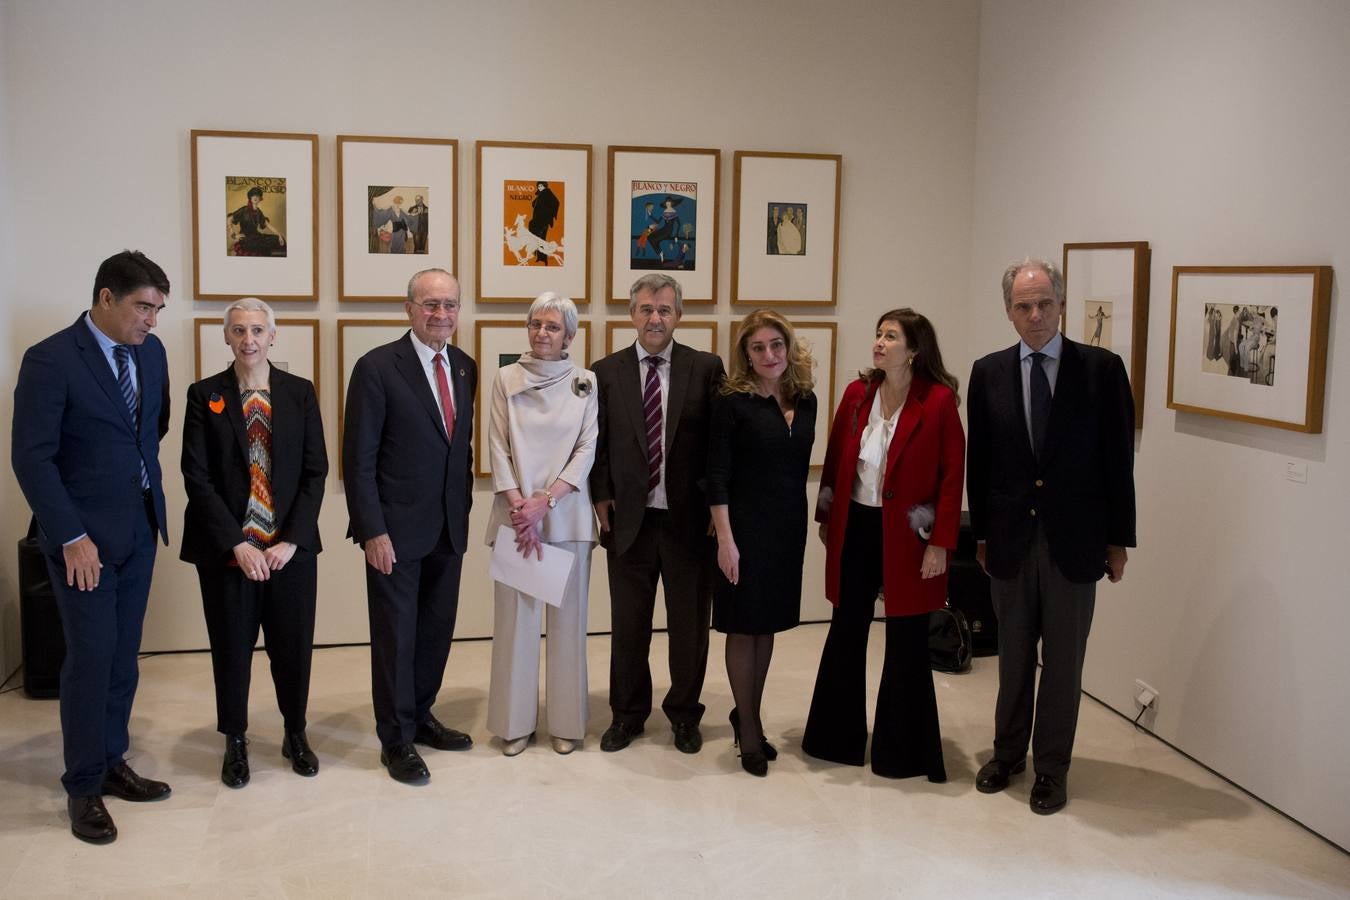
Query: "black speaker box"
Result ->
[[18, 520, 64, 698], [950, 512, 998, 657]]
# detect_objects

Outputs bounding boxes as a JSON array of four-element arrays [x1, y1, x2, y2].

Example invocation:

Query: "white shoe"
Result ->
[[551, 736, 579, 755], [503, 734, 532, 757]]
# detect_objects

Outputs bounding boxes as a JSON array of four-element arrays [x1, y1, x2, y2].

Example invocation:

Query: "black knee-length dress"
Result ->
[[705, 389, 817, 634]]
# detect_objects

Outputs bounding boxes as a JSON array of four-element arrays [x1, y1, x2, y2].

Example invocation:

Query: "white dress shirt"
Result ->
[[408, 331, 456, 437], [634, 339, 673, 510]]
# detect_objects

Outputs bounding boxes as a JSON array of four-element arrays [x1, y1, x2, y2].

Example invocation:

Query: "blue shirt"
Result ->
[[1018, 331, 1062, 445], [84, 312, 139, 405]]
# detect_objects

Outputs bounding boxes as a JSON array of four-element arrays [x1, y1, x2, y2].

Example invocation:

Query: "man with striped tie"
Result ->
[[12, 250, 173, 844], [590, 273, 725, 754]]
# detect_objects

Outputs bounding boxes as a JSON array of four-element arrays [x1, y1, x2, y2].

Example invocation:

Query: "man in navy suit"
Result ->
[[343, 268, 477, 784], [12, 250, 173, 844], [966, 258, 1136, 815]]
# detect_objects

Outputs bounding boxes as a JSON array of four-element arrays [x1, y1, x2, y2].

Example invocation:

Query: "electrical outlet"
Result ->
[[1134, 679, 1158, 708]]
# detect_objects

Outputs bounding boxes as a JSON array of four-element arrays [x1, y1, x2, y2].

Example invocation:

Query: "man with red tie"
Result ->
[[343, 268, 477, 783]]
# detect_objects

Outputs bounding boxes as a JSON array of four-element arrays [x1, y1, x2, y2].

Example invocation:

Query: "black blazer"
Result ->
[[342, 332, 476, 559], [589, 340, 725, 555], [966, 337, 1136, 583], [180, 364, 328, 566], [12, 314, 171, 558]]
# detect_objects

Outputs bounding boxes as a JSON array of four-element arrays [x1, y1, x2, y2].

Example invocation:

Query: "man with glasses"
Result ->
[[590, 273, 725, 754], [12, 250, 172, 844], [343, 268, 477, 783]]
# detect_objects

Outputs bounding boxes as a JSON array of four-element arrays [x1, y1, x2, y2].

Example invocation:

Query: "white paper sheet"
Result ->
[[487, 525, 575, 607]]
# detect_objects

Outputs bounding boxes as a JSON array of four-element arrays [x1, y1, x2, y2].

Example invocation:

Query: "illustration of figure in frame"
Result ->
[[225, 176, 287, 257], [503, 179, 565, 266], [766, 201, 806, 255], [629, 181, 697, 270]]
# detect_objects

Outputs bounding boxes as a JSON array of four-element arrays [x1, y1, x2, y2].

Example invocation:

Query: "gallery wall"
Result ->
[[0, 2, 981, 664], [967, 0, 1349, 849]]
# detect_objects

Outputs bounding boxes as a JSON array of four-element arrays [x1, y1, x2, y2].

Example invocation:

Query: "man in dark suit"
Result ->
[[967, 258, 1136, 815], [12, 250, 173, 844], [590, 273, 725, 754], [343, 268, 477, 784]]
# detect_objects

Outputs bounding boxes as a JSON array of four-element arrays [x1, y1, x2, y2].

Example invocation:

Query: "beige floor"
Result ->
[[0, 624, 1346, 899]]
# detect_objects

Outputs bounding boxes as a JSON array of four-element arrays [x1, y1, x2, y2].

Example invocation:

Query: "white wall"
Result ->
[[968, 0, 1349, 849], [0, 0, 18, 680], [0, 1, 979, 659]]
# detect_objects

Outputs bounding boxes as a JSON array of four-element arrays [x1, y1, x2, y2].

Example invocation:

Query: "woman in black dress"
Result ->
[[706, 309, 816, 776]]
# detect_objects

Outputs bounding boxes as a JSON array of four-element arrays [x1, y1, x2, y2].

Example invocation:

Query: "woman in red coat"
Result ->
[[801, 308, 965, 781]]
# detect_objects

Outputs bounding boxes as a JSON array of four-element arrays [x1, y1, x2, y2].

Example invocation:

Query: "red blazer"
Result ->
[[816, 377, 965, 617]]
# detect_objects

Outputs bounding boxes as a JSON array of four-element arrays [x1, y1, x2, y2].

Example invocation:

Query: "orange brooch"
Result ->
[[208, 392, 225, 414]]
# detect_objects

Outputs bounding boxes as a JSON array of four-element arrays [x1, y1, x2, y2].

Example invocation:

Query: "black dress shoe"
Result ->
[[282, 731, 319, 777], [600, 720, 643, 752], [1030, 774, 1068, 815], [380, 743, 430, 784], [221, 734, 249, 789], [739, 749, 769, 777], [729, 708, 777, 761], [101, 762, 171, 802], [975, 758, 1026, 794], [672, 722, 703, 754], [413, 716, 473, 752], [68, 796, 117, 844]]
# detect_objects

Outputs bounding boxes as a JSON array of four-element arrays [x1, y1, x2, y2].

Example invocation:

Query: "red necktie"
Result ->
[[434, 353, 455, 441]]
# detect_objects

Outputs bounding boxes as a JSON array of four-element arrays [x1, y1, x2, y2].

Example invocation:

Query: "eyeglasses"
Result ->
[[411, 300, 460, 313], [635, 304, 677, 319]]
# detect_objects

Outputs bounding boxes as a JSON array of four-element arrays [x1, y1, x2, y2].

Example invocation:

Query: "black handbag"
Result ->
[[928, 602, 972, 673]]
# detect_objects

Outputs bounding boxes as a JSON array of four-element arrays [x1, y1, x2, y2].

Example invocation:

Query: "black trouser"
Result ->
[[989, 525, 1096, 779], [198, 553, 317, 735], [366, 527, 462, 747], [606, 509, 714, 729], [802, 502, 945, 779]]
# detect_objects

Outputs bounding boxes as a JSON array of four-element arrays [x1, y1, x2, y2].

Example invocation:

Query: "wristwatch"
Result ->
[[543, 490, 557, 509]]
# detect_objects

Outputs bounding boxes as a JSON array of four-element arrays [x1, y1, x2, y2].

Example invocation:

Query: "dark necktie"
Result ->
[[643, 356, 664, 491], [434, 353, 455, 441], [114, 345, 150, 490], [1030, 351, 1051, 459]]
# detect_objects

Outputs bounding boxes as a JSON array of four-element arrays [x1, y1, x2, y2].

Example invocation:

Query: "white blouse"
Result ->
[[850, 396, 899, 508]]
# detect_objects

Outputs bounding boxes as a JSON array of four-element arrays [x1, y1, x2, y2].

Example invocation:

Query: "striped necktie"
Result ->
[[114, 345, 150, 490], [643, 356, 664, 491]]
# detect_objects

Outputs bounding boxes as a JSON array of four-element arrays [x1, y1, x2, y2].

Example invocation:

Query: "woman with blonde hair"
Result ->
[[705, 309, 816, 776]]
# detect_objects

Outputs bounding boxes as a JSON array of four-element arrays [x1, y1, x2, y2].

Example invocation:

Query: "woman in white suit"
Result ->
[[486, 292, 599, 755]]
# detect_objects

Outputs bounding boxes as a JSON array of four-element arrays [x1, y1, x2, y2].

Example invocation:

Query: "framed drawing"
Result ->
[[794, 321, 838, 467], [1167, 266, 1332, 433], [193, 317, 321, 399], [191, 129, 319, 301], [476, 141, 592, 303], [731, 151, 841, 306], [603, 319, 718, 358], [473, 319, 591, 478], [1063, 241, 1151, 427], [337, 135, 458, 302], [606, 145, 719, 305], [335, 318, 415, 479]]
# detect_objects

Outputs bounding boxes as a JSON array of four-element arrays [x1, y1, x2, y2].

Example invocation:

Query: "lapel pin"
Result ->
[[208, 392, 225, 414]]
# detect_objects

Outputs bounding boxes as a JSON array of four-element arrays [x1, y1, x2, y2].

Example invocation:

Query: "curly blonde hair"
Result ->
[[721, 308, 815, 400]]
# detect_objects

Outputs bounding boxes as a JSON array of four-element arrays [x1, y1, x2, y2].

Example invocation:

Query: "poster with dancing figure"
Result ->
[[630, 181, 697, 271]]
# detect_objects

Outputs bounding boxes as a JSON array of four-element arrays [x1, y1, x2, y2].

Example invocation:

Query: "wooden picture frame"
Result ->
[[731, 151, 841, 306], [791, 321, 839, 468], [190, 129, 319, 301], [603, 319, 719, 359], [336, 318, 411, 479], [1063, 241, 1151, 427], [475, 141, 592, 303], [337, 135, 458, 302], [606, 145, 720, 305], [473, 318, 592, 478], [193, 317, 321, 400], [1167, 266, 1332, 432]]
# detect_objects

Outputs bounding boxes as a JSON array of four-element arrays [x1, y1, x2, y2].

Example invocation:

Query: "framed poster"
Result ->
[[1063, 241, 1151, 427], [603, 319, 719, 359], [474, 319, 591, 478], [790, 321, 839, 468], [731, 151, 841, 306], [1167, 266, 1332, 433], [476, 141, 592, 303], [337, 135, 458, 302], [193, 317, 321, 399], [606, 145, 719, 305], [335, 318, 415, 479], [191, 129, 319, 301]]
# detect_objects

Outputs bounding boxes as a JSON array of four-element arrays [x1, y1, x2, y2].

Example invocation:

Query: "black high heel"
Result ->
[[729, 708, 777, 761]]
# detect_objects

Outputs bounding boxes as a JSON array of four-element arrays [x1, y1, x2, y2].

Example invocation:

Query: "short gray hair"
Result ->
[[223, 297, 275, 333], [528, 291, 578, 340], [407, 267, 456, 303], [1001, 258, 1065, 309], [628, 273, 683, 315]]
